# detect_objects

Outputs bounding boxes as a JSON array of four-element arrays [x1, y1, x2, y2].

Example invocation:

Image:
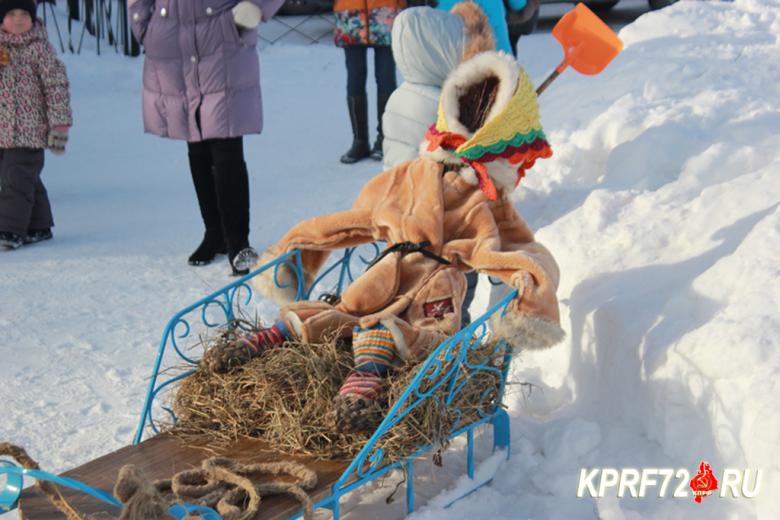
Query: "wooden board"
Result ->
[[18, 434, 350, 519]]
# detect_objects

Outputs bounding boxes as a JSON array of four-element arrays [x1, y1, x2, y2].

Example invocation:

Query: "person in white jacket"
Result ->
[[382, 3, 495, 326], [382, 3, 494, 169]]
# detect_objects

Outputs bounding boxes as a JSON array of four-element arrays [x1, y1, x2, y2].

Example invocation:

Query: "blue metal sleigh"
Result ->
[[3, 245, 516, 520]]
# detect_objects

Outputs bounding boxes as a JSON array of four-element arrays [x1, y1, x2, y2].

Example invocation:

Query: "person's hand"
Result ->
[[232, 1, 263, 29], [48, 126, 69, 155]]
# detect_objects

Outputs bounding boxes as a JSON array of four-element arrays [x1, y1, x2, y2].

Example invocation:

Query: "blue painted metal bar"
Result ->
[[492, 409, 511, 456], [0, 461, 22, 512], [0, 464, 221, 519], [0, 465, 121, 509], [329, 499, 340, 520], [168, 502, 221, 519], [304, 251, 350, 300], [405, 459, 415, 514], [467, 429, 475, 479], [442, 476, 496, 509]]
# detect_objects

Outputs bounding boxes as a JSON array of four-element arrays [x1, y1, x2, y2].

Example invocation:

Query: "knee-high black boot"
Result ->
[[187, 149, 226, 266], [340, 95, 371, 164], [213, 158, 251, 276], [370, 94, 391, 161]]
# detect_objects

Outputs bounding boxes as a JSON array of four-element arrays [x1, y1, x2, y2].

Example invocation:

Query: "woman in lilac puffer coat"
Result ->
[[129, 0, 284, 275]]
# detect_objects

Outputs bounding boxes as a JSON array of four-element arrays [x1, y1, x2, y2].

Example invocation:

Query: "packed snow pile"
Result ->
[[1, 0, 779, 519], [440, 1, 779, 519]]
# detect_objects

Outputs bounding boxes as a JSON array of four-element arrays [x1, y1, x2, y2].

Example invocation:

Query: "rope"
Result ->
[[160, 457, 318, 520], [0, 443, 86, 520], [2, 442, 318, 520], [114, 457, 317, 520]]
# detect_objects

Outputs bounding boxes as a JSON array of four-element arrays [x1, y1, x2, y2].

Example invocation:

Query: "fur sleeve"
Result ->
[[458, 200, 564, 349], [254, 163, 413, 306]]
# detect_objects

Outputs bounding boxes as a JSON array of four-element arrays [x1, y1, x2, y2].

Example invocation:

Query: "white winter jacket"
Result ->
[[382, 4, 494, 168]]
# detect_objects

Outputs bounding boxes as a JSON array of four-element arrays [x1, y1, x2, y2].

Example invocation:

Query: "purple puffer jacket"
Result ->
[[129, 0, 284, 142]]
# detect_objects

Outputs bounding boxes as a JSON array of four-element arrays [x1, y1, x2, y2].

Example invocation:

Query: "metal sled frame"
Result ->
[[2, 246, 515, 519]]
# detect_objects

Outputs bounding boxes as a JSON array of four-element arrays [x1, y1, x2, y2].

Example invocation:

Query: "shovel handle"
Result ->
[[536, 49, 577, 96], [535, 69, 561, 96]]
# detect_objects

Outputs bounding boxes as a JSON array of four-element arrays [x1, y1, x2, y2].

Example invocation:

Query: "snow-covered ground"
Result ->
[[2, 0, 779, 518]]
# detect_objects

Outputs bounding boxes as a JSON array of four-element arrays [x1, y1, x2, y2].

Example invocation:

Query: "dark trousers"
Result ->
[[461, 271, 479, 327], [0, 148, 51, 236], [344, 45, 397, 98], [186, 137, 250, 252]]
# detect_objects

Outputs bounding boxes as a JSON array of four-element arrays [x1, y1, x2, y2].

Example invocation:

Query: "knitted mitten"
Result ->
[[200, 320, 292, 373], [333, 324, 400, 432], [47, 127, 68, 155]]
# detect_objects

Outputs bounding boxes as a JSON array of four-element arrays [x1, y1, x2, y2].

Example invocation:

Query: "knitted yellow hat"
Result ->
[[425, 52, 552, 199]]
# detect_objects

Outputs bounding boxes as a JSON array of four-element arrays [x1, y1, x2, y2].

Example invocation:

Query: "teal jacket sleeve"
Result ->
[[507, 0, 528, 10]]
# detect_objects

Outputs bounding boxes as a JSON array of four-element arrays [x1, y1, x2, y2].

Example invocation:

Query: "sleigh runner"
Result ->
[[5, 246, 515, 520]]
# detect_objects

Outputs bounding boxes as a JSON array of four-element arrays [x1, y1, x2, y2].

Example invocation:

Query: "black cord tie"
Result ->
[[366, 240, 451, 271]]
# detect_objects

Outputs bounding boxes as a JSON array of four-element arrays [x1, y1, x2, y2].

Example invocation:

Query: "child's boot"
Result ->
[[0, 231, 24, 250], [23, 228, 53, 245], [201, 320, 292, 373]]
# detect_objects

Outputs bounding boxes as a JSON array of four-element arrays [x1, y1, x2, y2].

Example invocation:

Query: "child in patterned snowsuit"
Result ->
[[0, 0, 71, 249]]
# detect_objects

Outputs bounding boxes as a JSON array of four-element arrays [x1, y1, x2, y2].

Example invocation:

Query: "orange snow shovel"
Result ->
[[536, 3, 624, 95]]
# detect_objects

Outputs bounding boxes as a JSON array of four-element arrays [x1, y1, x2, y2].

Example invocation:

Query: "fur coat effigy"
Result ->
[[254, 51, 564, 360]]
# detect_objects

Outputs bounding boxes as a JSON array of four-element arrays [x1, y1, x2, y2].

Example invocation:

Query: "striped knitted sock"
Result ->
[[351, 324, 399, 377], [338, 371, 384, 402], [238, 320, 291, 356]]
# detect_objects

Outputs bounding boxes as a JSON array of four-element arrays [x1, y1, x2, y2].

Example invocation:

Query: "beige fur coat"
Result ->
[[253, 157, 563, 359]]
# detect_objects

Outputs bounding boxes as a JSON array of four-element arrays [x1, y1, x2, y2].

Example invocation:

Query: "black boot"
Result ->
[[213, 159, 251, 276], [340, 95, 371, 164], [370, 94, 391, 161], [188, 151, 226, 266]]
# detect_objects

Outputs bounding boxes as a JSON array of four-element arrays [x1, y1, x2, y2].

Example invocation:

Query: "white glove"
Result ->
[[232, 1, 263, 29]]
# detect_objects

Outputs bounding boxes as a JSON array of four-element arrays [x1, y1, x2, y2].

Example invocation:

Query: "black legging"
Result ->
[[187, 136, 245, 165], [344, 45, 397, 98], [186, 136, 250, 255]]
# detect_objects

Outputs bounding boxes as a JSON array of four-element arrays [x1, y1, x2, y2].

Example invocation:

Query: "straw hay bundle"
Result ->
[[168, 323, 508, 463]]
